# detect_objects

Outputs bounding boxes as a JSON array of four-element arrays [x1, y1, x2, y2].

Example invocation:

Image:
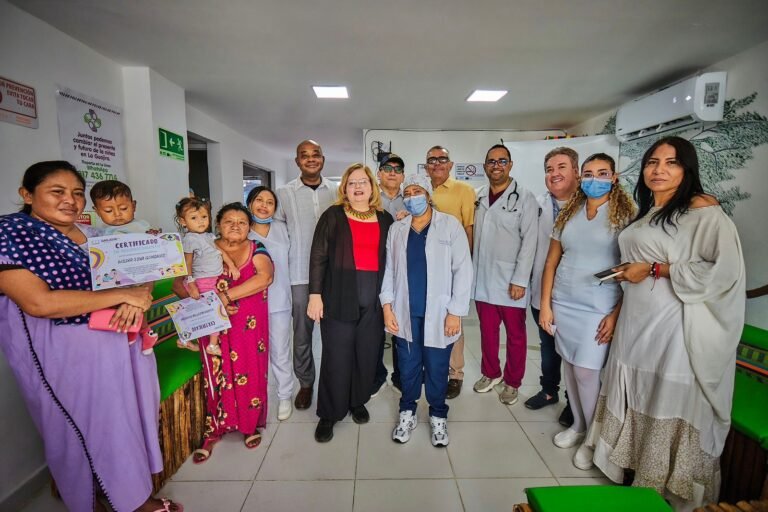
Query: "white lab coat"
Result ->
[[529, 192, 561, 310], [471, 179, 540, 308], [379, 210, 473, 349]]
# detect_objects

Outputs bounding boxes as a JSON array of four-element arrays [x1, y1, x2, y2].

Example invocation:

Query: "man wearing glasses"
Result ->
[[425, 145, 476, 398], [373, 153, 407, 396], [471, 144, 539, 406], [377, 153, 407, 221]]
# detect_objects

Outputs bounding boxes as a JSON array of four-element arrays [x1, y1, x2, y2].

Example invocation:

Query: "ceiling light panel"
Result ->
[[466, 90, 508, 102], [313, 86, 349, 99]]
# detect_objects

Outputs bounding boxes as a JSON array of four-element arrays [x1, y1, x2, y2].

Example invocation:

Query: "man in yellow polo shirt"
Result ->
[[425, 145, 476, 398]]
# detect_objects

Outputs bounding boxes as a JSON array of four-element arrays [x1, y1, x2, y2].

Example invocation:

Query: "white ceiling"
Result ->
[[12, 0, 768, 160]]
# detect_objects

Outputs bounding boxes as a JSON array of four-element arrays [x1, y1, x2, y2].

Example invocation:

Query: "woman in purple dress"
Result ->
[[0, 161, 183, 512]]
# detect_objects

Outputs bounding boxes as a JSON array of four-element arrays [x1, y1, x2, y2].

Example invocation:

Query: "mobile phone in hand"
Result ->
[[594, 262, 630, 282]]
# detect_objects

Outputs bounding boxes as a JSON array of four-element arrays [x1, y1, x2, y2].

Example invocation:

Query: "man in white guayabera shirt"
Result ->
[[275, 140, 338, 410]]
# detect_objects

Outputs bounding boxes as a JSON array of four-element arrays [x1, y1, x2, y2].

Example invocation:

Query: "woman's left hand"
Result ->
[[595, 312, 618, 344], [614, 262, 651, 284], [108, 304, 145, 333], [307, 294, 324, 322], [444, 314, 461, 337]]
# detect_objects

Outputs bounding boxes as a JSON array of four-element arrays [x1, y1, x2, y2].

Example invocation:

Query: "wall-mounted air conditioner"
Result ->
[[615, 71, 727, 142]]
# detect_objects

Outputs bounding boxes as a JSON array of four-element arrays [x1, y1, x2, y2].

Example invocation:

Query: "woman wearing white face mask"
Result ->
[[247, 186, 295, 422], [538, 153, 636, 470], [380, 174, 472, 446]]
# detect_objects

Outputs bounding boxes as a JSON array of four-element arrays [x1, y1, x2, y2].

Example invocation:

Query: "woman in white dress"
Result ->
[[588, 137, 746, 511], [247, 186, 294, 421], [539, 153, 636, 470]]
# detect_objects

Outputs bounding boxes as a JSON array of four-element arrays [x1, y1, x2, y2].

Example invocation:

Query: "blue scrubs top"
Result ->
[[407, 222, 430, 318]]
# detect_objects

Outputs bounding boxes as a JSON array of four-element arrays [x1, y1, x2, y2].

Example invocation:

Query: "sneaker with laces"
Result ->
[[392, 410, 417, 443], [499, 384, 519, 405], [473, 375, 502, 393], [429, 416, 449, 447]]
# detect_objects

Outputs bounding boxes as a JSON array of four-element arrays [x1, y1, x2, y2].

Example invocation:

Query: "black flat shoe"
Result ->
[[558, 402, 574, 427], [314, 419, 335, 442], [351, 405, 370, 424], [524, 390, 559, 410]]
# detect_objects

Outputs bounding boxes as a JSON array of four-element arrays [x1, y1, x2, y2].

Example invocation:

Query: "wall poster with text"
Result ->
[[56, 85, 126, 224]]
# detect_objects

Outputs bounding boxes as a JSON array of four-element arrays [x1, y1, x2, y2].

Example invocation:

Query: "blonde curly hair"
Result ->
[[554, 154, 636, 233]]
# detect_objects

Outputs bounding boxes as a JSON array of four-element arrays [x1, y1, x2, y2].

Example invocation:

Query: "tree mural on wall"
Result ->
[[600, 92, 768, 216]]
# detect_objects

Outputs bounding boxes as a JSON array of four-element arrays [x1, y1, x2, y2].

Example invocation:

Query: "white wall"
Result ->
[[0, 0, 126, 504], [121, 67, 190, 231], [363, 129, 565, 175], [567, 39, 768, 329], [186, 105, 298, 207]]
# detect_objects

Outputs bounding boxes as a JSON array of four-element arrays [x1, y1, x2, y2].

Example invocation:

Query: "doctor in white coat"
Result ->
[[380, 174, 472, 447], [471, 144, 539, 406]]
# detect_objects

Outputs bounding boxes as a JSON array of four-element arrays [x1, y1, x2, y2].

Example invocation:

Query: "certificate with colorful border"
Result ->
[[88, 232, 187, 290], [165, 291, 232, 342]]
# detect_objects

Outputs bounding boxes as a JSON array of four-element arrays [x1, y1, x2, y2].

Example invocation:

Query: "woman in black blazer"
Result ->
[[307, 163, 394, 442]]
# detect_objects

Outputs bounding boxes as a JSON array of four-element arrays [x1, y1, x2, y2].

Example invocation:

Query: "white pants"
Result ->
[[270, 310, 294, 400]]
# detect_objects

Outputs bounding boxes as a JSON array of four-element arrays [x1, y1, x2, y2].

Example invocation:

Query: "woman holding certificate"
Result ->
[[307, 163, 394, 443], [0, 161, 182, 512], [190, 202, 274, 463]]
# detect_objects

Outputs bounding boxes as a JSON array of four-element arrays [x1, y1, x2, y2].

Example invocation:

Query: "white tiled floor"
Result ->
[[19, 312, 612, 512]]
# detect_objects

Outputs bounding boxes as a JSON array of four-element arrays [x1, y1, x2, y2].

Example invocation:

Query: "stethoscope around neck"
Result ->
[[475, 180, 520, 212]]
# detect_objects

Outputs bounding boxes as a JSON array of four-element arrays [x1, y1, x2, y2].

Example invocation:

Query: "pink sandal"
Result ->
[[152, 498, 184, 512]]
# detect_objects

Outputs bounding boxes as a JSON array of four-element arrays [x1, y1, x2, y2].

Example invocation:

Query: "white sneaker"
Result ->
[[392, 410, 417, 443], [573, 442, 595, 470], [553, 427, 585, 448], [429, 416, 449, 447], [473, 375, 502, 393], [277, 399, 292, 421]]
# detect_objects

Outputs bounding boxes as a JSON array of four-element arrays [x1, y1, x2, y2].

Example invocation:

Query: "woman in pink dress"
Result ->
[[176, 203, 274, 463]]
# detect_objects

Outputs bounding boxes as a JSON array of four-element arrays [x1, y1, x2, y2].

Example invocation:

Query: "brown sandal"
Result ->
[[244, 432, 262, 449]]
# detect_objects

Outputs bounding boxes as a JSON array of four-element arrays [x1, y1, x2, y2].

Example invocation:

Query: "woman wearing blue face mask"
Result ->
[[380, 174, 473, 446], [247, 186, 294, 422], [538, 153, 636, 470]]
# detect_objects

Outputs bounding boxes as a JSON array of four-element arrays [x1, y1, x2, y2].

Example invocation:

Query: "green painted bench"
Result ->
[[719, 324, 768, 503], [147, 279, 206, 492], [515, 486, 672, 512]]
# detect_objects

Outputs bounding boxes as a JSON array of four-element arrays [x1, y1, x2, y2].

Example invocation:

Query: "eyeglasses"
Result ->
[[426, 156, 450, 165], [582, 170, 614, 179], [380, 165, 404, 174], [485, 159, 510, 167], [347, 179, 370, 188]]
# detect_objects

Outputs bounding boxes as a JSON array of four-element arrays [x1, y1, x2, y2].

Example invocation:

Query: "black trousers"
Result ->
[[317, 271, 383, 421]]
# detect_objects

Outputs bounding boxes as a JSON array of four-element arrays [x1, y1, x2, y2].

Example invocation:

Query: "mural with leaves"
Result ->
[[600, 92, 768, 216]]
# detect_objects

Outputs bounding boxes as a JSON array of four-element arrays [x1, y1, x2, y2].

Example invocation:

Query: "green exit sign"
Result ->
[[159, 127, 185, 161]]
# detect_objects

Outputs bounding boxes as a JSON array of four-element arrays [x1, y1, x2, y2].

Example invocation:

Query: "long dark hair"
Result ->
[[245, 186, 278, 212], [630, 136, 705, 231], [20, 161, 84, 214]]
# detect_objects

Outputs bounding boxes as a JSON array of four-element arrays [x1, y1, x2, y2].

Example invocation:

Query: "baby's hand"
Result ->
[[227, 266, 241, 281], [188, 281, 201, 300]]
